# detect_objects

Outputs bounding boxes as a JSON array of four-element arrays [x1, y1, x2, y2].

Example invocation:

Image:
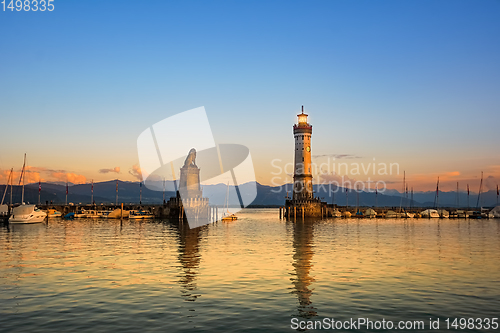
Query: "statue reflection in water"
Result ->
[[176, 223, 206, 302], [290, 220, 317, 319]]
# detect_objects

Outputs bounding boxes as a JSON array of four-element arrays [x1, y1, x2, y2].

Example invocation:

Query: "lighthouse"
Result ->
[[293, 106, 313, 201], [285, 106, 327, 220]]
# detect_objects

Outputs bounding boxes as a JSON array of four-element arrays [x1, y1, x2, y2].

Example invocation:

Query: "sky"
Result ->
[[0, 0, 499, 192]]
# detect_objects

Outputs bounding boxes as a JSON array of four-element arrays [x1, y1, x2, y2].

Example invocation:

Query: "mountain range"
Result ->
[[0, 180, 498, 208]]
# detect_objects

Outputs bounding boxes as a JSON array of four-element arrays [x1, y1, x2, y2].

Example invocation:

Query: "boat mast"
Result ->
[[434, 177, 439, 210], [162, 178, 165, 204], [467, 184, 470, 212], [410, 187, 413, 210], [346, 188, 348, 208], [405, 183, 409, 212], [356, 183, 359, 214], [399, 171, 405, 215], [330, 183, 336, 206], [10, 167, 13, 206], [225, 181, 230, 213], [476, 171, 483, 210], [497, 184, 499, 207], [21, 153, 26, 204], [1, 168, 12, 205]]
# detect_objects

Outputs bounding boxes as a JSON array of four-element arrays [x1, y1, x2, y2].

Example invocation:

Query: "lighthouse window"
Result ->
[[302, 157, 304, 162], [302, 135, 304, 140]]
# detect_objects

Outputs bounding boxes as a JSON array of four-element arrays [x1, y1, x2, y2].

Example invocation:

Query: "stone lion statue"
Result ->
[[183, 148, 197, 167]]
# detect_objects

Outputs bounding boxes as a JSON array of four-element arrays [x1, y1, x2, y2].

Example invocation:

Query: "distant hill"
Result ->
[[379, 189, 498, 208]]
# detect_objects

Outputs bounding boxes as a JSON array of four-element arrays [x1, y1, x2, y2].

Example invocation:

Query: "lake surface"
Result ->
[[1, 209, 499, 332]]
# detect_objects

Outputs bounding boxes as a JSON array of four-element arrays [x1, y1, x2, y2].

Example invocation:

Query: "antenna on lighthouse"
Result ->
[[301, 105, 304, 113]]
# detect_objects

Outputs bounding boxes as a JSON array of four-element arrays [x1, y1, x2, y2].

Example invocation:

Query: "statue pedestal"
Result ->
[[179, 164, 202, 198]]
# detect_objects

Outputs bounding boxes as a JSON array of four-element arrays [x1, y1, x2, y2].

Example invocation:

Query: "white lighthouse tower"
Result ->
[[293, 106, 313, 201]]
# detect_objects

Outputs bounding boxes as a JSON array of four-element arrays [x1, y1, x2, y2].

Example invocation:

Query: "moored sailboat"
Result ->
[[331, 209, 342, 218], [421, 209, 440, 218], [221, 182, 237, 221], [364, 208, 377, 218], [8, 154, 46, 224]]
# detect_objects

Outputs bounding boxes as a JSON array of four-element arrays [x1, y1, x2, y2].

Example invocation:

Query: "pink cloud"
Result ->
[[99, 167, 120, 174]]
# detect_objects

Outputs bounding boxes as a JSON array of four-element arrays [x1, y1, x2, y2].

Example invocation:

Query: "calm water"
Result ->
[[1, 209, 499, 332]]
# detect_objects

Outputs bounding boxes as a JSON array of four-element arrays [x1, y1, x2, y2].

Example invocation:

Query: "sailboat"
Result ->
[[432, 176, 448, 218], [421, 178, 442, 218], [9, 154, 47, 224], [421, 209, 440, 218], [331, 209, 342, 218], [399, 172, 414, 218], [490, 206, 500, 218], [470, 172, 487, 219], [450, 182, 458, 218], [402, 184, 415, 218], [364, 208, 377, 218], [221, 182, 237, 221]]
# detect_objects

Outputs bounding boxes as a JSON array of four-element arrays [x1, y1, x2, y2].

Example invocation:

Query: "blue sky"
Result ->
[[0, 0, 499, 190]]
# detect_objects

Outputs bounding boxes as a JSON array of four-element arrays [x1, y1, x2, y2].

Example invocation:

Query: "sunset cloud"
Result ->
[[0, 169, 22, 185], [443, 171, 460, 178], [99, 167, 120, 174], [384, 170, 500, 192], [50, 172, 87, 184], [0, 166, 86, 185], [129, 164, 144, 181]]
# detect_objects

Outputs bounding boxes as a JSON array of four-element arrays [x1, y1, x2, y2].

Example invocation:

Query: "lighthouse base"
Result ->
[[285, 198, 328, 219]]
